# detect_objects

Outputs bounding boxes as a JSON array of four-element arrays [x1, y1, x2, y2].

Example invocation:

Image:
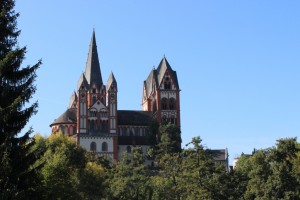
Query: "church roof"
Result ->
[[69, 91, 77, 108], [84, 30, 103, 88], [156, 56, 179, 89], [143, 56, 179, 99], [144, 69, 157, 98], [77, 73, 89, 90], [107, 72, 117, 91], [117, 110, 153, 126], [50, 108, 77, 126]]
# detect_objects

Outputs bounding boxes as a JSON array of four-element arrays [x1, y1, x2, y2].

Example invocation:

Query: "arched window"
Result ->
[[100, 110, 107, 118], [127, 146, 132, 153], [102, 142, 108, 152], [64, 126, 68, 135], [90, 142, 97, 152], [89, 109, 97, 117], [59, 125, 64, 134], [169, 98, 176, 110], [161, 98, 168, 110]]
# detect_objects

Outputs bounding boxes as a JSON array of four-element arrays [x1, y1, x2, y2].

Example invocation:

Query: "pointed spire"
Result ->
[[77, 73, 89, 90], [107, 72, 117, 92], [84, 30, 103, 88], [69, 91, 78, 108], [156, 56, 179, 89]]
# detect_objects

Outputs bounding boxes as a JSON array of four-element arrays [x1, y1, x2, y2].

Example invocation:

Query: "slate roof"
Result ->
[[156, 56, 179, 89], [84, 30, 103, 88], [144, 69, 156, 98], [107, 72, 117, 91], [77, 73, 89, 90], [50, 108, 77, 126], [143, 56, 179, 99], [69, 91, 77, 108], [117, 110, 153, 126]]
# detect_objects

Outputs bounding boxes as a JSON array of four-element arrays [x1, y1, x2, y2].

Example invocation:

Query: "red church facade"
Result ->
[[50, 31, 181, 162]]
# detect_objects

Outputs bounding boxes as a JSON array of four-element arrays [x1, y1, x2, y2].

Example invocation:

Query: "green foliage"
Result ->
[[235, 137, 300, 200], [156, 123, 182, 156], [146, 121, 159, 146], [0, 0, 42, 198], [107, 147, 152, 200], [151, 136, 234, 200], [32, 132, 106, 199]]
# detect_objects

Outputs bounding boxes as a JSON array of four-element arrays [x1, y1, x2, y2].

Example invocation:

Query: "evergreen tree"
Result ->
[[0, 0, 42, 198]]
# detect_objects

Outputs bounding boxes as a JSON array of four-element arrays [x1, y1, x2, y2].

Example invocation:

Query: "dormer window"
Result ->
[[92, 88, 96, 93]]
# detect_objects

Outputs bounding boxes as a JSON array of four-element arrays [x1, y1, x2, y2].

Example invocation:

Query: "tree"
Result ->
[[235, 138, 300, 200], [0, 0, 42, 198], [153, 136, 234, 200], [156, 123, 181, 157], [33, 133, 106, 199], [107, 147, 152, 200], [264, 138, 300, 199]]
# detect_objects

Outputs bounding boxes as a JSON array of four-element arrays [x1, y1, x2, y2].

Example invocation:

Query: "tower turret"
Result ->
[[107, 72, 118, 134]]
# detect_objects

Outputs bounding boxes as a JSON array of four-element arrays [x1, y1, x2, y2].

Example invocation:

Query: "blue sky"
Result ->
[[15, 1, 300, 164]]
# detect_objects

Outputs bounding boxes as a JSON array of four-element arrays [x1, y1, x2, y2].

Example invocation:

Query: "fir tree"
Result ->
[[0, 0, 42, 198]]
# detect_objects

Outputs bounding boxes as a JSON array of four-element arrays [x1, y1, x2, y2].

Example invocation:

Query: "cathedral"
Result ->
[[50, 31, 181, 161]]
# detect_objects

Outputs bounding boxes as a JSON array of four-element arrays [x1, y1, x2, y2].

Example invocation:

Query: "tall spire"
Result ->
[[84, 30, 103, 88]]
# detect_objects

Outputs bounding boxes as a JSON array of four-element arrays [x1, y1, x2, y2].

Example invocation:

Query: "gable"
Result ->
[[89, 100, 107, 112]]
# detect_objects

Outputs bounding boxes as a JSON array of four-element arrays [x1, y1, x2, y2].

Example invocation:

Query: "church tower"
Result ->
[[106, 72, 118, 159], [142, 56, 181, 127], [75, 30, 118, 160]]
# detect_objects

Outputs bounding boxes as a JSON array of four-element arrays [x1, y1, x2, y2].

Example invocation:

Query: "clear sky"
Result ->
[[15, 1, 300, 164]]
